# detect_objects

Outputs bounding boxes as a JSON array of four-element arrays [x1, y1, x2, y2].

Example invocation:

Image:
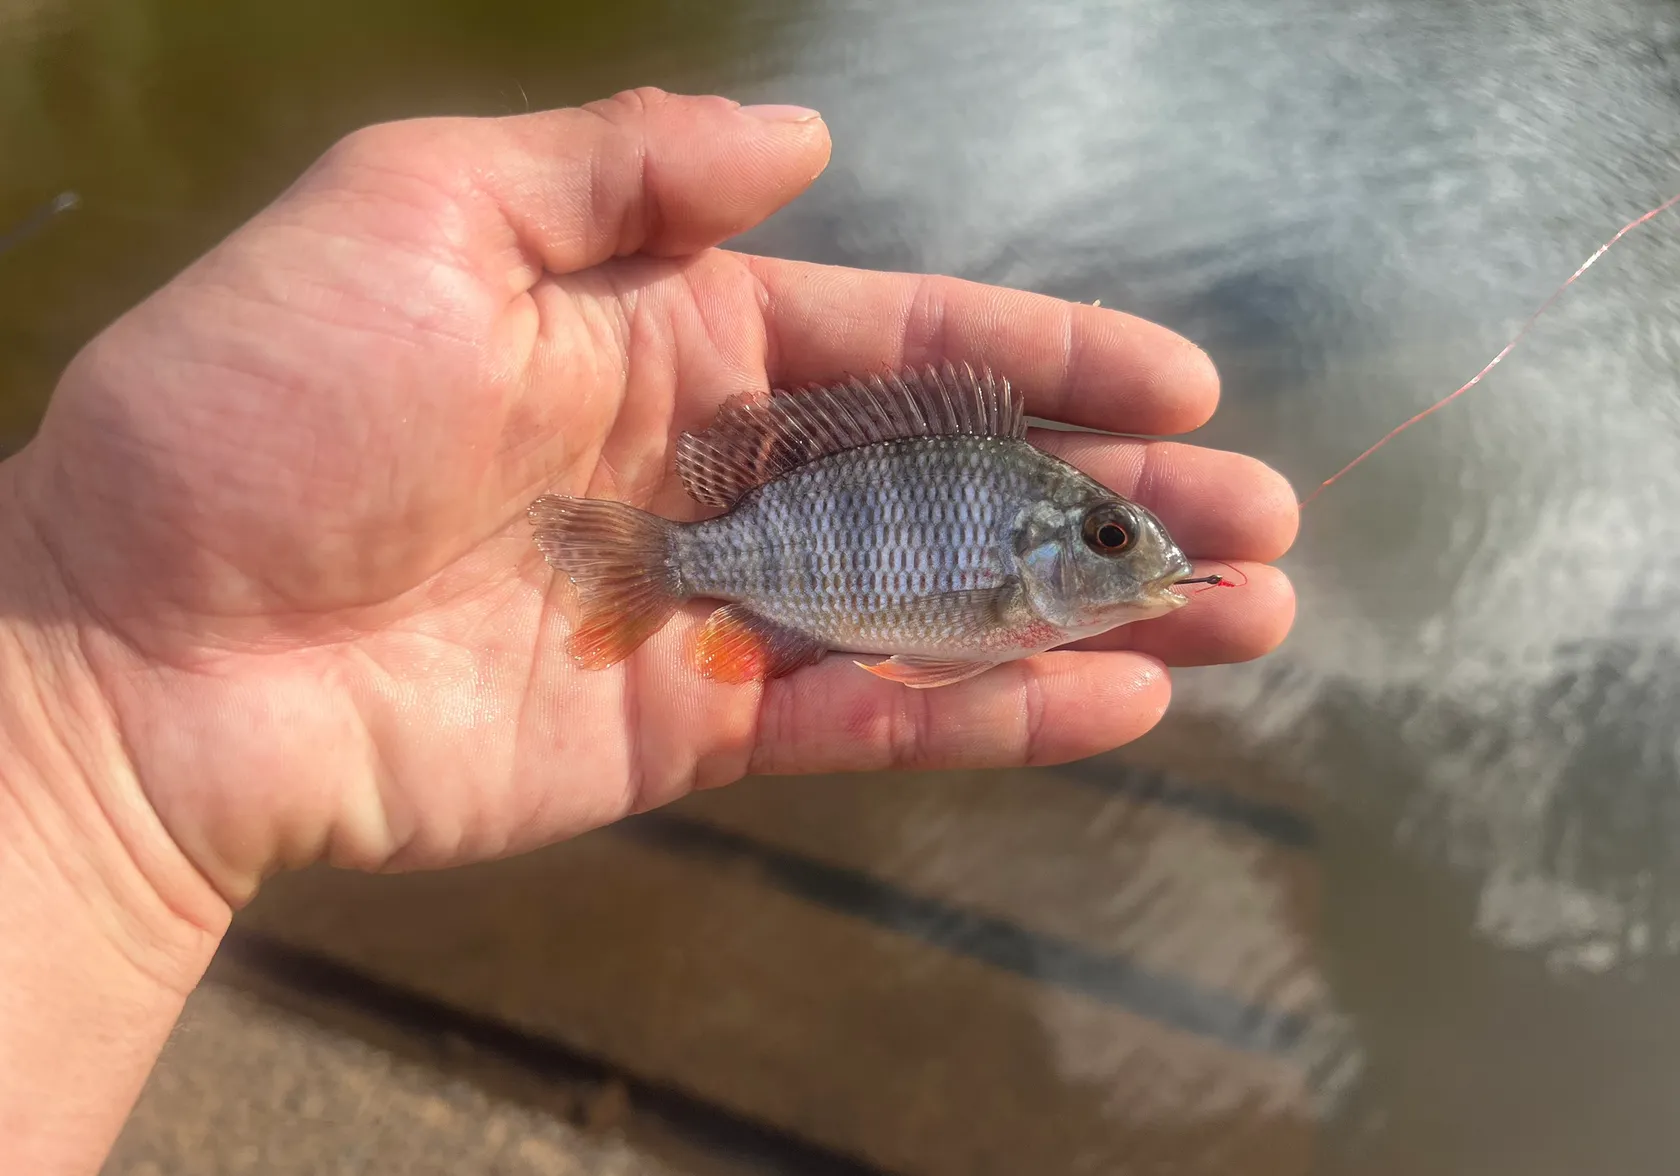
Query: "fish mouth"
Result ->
[[1156, 564, 1212, 604], [1139, 575, 1193, 608]]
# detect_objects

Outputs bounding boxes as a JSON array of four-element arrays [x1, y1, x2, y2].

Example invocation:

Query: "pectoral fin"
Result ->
[[855, 655, 1002, 689]]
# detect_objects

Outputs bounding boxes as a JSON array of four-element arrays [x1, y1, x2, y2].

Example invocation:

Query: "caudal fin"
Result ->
[[528, 494, 683, 669]]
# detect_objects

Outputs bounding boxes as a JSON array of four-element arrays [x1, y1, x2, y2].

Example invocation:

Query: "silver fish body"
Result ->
[[529, 364, 1193, 689], [676, 435, 1187, 659]]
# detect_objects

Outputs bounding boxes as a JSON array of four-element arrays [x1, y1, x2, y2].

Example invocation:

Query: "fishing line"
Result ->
[[0, 190, 80, 259], [1298, 189, 1680, 509], [1176, 563, 1247, 593]]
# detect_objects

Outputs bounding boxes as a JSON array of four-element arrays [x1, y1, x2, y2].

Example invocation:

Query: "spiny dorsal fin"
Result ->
[[676, 362, 1024, 509]]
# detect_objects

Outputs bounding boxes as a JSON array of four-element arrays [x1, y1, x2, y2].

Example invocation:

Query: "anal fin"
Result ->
[[856, 655, 1001, 689], [694, 604, 828, 685]]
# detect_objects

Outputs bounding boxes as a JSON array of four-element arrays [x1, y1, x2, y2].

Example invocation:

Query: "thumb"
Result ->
[[428, 87, 831, 274]]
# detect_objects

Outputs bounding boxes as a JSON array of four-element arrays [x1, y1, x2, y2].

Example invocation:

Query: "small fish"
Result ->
[[528, 363, 1195, 689]]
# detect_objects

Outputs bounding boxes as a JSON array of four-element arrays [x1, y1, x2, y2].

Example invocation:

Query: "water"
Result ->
[[10, 0, 1680, 1171]]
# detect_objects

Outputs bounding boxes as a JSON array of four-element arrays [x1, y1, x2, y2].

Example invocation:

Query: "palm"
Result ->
[[14, 92, 1298, 899]]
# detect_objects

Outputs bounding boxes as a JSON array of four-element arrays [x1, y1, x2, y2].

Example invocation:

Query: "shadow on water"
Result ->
[[14, 0, 1680, 1171]]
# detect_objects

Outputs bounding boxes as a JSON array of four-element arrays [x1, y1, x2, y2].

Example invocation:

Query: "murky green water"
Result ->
[[12, 1, 1680, 1172], [0, 0, 787, 439]]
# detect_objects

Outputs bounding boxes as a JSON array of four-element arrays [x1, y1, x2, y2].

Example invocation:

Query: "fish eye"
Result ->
[[1081, 507, 1135, 556]]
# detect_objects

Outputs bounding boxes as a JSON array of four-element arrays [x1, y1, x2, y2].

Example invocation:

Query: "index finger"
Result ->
[[741, 256, 1220, 437]]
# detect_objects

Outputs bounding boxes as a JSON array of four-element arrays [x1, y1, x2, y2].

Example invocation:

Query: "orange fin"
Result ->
[[693, 604, 827, 684], [528, 494, 683, 669], [856, 655, 1001, 689], [675, 362, 1025, 509]]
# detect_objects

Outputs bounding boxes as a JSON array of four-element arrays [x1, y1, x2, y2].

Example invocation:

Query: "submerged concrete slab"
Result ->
[[104, 980, 692, 1176], [237, 749, 1346, 1176]]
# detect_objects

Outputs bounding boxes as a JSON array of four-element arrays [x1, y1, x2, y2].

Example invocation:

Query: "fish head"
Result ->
[[1013, 480, 1193, 634]]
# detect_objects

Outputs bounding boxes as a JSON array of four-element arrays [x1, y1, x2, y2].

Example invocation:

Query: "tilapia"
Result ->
[[528, 363, 1196, 689]]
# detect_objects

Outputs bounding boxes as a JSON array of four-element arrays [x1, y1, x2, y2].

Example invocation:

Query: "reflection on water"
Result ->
[[11, 0, 1680, 1172]]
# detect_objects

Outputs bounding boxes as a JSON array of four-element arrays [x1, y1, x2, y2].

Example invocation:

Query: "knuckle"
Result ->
[[316, 119, 473, 195], [903, 275, 954, 367], [321, 120, 408, 167], [885, 689, 933, 770], [303, 120, 483, 247], [1133, 440, 1169, 506], [588, 86, 672, 124], [1020, 665, 1049, 765], [746, 680, 798, 776]]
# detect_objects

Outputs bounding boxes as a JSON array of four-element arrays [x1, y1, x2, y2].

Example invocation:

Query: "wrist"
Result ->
[[0, 447, 228, 982], [0, 449, 228, 1172]]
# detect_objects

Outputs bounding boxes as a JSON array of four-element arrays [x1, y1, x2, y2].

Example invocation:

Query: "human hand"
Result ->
[[4, 88, 1298, 917]]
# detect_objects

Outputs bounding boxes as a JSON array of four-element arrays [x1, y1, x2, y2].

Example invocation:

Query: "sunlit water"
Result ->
[[9, 0, 1680, 1171]]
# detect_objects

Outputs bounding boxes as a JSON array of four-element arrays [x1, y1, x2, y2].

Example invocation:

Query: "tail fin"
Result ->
[[527, 494, 683, 669]]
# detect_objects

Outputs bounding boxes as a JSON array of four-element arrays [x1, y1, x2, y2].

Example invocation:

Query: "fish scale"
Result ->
[[528, 363, 1193, 689], [676, 437, 1038, 654]]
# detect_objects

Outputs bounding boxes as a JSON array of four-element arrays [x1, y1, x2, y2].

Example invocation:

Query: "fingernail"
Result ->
[[740, 103, 822, 123]]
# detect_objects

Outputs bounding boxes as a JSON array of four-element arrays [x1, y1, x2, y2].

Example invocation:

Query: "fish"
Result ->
[[527, 362, 1197, 689]]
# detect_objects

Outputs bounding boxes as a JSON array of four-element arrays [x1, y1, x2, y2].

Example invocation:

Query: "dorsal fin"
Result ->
[[675, 362, 1024, 509]]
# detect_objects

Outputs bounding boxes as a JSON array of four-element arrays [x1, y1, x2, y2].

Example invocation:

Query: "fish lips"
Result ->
[[1155, 562, 1202, 607]]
